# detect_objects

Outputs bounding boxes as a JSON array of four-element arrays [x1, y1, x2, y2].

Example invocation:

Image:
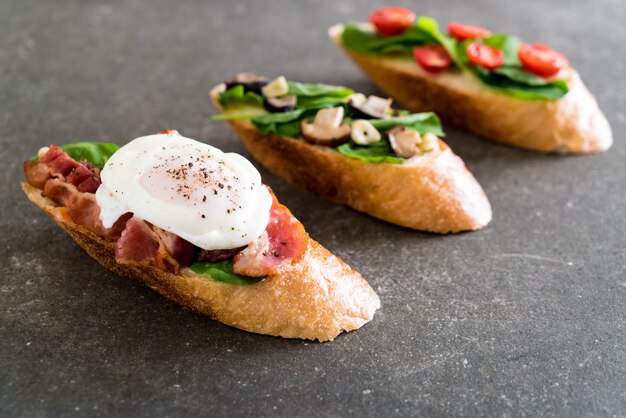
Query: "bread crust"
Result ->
[[22, 182, 380, 342], [329, 24, 612, 154], [210, 86, 492, 233]]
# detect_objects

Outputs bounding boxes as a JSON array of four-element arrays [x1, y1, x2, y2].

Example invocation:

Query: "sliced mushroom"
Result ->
[[301, 107, 351, 147], [313, 106, 345, 127], [387, 126, 422, 158], [262, 76, 289, 98], [343, 92, 367, 105], [264, 95, 297, 113], [224, 72, 269, 95], [351, 120, 381, 145], [348, 95, 393, 119]]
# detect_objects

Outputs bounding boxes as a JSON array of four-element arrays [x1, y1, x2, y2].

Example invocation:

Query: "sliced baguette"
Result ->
[[210, 84, 492, 233], [22, 182, 380, 342], [329, 24, 612, 154]]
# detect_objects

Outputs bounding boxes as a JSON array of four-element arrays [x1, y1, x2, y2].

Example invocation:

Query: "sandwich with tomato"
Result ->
[[22, 130, 380, 341], [210, 74, 492, 233], [329, 7, 612, 153]]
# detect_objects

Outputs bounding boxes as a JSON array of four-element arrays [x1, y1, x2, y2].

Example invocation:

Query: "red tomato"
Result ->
[[448, 22, 491, 41], [518, 43, 568, 77], [369, 7, 416, 36], [466, 42, 504, 70], [413, 45, 452, 73]]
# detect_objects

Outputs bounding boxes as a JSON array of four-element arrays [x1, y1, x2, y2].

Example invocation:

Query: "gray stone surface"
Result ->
[[1, 0, 624, 416]]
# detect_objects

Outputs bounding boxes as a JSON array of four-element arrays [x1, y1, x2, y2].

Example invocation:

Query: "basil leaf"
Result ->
[[189, 259, 264, 286], [369, 113, 444, 136], [287, 81, 353, 98], [219, 85, 264, 108], [341, 23, 433, 55], [49, 142, 119, 168], [337, 140, 404, 164]]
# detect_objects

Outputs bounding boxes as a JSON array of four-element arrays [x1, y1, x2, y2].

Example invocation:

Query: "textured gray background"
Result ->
[[1, 0, 625, 416]]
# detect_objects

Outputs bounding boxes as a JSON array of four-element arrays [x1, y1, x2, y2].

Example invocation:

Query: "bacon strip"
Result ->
[[115, 217, 194, 272], [233, 190, 309, 277]]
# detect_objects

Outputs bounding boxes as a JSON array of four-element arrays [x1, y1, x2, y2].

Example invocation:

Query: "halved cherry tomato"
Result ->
[[413, 45, 452, 73], [518, 43, 568, 77], [448, 22, 491, 41], [466, 42, 504, 70], [369, 7, 416, 36]]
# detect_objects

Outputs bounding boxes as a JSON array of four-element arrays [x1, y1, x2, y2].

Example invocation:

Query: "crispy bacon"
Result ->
[[233, 190, 309, 277], [26, 146, 102, 194], [115, 217, 194, 272], [43, 178, 130, 240], [24, 160, 52, 189]]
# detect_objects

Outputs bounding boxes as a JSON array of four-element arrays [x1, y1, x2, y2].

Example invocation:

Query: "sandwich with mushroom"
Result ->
[[329, 8, 612, 153], [22, 130, 380, 341], [210, 74, 492, 233]]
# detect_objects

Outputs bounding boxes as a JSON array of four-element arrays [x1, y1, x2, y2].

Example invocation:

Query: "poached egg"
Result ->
[[95, 132, 272, 250]]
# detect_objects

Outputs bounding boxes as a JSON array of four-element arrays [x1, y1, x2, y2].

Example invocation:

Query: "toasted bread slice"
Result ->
[[329, 24, 612, 154], [22, 182, 380, 342], [210, 84, 492, 233]]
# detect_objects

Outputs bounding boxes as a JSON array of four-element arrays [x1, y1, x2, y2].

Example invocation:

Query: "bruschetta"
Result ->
[[329, 8, 612, 154], [22, 131, 380, 342], [210, 74, 492, 233]]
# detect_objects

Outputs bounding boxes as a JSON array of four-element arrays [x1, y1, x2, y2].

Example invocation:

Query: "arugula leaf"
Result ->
[[337, 140, 404, 164], [219, 85, 264, 108], [369, 113, 444, 136], [49, 142, 120, 168], [189, 259, 264, 285], [340, 23, 433, 55]]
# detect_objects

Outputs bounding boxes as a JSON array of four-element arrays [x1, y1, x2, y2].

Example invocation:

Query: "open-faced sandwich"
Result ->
[[329, 7, 612, 153], [22, 130, 380, 341], [210, 74, 492, 233]]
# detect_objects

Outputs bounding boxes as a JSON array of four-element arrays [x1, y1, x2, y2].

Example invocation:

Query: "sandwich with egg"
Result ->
[[22, 130, 380, 341], [210, 73, 492, 233], [329, 8, 612, 153]]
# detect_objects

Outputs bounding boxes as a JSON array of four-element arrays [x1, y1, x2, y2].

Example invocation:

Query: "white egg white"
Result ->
[[96, 132, 272, 250]]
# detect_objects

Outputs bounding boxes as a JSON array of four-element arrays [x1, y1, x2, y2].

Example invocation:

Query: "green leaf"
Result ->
[[189, 259, 264, 285], [251, 109, 306, 137], [369, 113, 445, 136], [219, 85, 264, 108], [337, 140, 404, 164], [52, 142, 120, 168], [296, 95, 349, 110], [340, 23, 434, 55], [287, 81, 353, 98], [475, 67, 569, 99]]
